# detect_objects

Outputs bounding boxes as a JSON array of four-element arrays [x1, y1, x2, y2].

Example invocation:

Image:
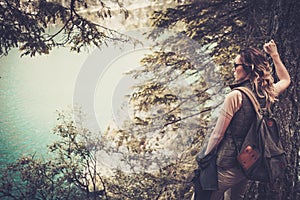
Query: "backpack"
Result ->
[[232, 87, 287, 182]]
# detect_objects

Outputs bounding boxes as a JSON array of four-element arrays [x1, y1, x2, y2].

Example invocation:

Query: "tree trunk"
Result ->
[[258, 0, 300, 199]]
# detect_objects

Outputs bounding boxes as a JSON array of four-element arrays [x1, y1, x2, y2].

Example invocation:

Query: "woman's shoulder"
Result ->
[[226, 90, 243, 101], [222, 90, 243, 115]]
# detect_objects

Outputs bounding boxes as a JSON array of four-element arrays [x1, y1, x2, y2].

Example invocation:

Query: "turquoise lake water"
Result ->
[[0, 48, 90, 167]]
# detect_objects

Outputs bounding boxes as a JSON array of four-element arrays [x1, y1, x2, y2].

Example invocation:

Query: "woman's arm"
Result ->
[[263, 40, 291, 95], [204, 112, 231, 155], [204, 90, 242, 155]]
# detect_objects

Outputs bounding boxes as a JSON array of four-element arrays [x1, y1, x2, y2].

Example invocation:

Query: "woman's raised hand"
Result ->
[[263, 39, 279, 57]]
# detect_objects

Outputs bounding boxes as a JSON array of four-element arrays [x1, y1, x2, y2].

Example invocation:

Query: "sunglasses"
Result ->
[[233, 63, 247, 69]]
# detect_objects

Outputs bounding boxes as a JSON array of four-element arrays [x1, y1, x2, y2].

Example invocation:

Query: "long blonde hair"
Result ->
[[239, 47, 276, 109]]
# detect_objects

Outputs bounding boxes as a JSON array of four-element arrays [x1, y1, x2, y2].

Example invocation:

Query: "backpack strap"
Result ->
[[234, 87, 262, 119], [231, 87, 263, 159]]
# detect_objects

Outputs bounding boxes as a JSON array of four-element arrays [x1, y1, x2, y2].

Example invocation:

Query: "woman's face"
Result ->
[[233, 55, 249, 82]]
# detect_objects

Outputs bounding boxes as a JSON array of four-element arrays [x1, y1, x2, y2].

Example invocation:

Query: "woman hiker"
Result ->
[[195, 40, 290, 200]]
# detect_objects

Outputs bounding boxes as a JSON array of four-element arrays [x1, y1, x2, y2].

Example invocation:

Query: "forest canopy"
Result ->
[[0, 0, 136, 56]]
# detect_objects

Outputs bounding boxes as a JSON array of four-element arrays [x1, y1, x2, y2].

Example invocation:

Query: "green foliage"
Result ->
[[102, 148, 197, 199], [107, 170, 164, 199], [0, 111, 107, 199], [149, 0, 275, 68], [0, 156, 88, 199], [0, 0, 136, 56]]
